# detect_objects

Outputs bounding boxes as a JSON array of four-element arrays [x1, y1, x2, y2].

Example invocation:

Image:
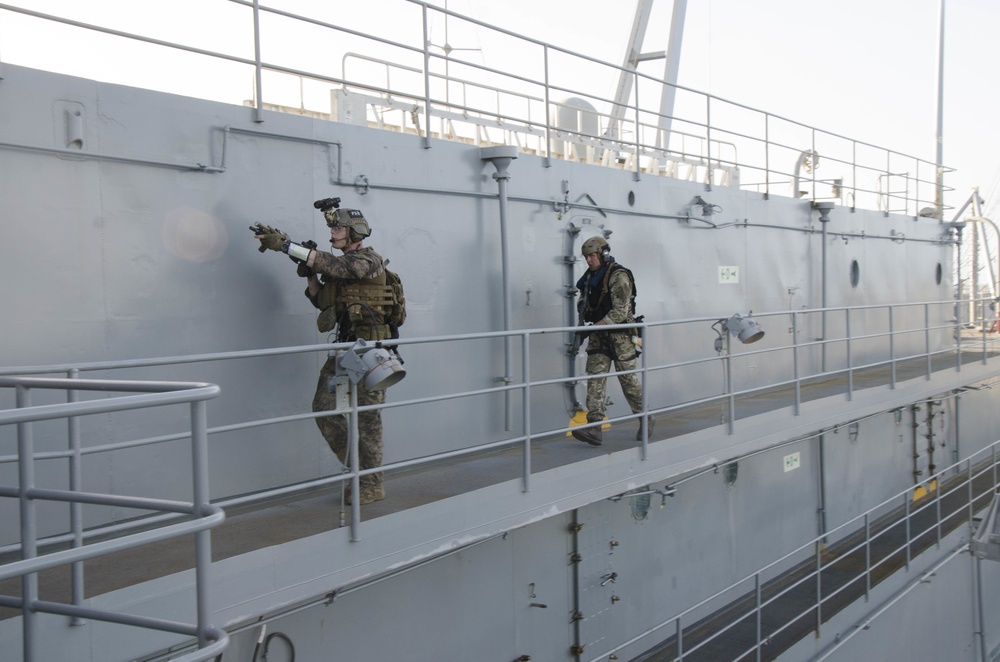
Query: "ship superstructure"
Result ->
[[1, 2, 999, 661]]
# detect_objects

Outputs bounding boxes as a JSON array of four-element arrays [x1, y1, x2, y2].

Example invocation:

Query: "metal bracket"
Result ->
[[354, 174, 370, 195]]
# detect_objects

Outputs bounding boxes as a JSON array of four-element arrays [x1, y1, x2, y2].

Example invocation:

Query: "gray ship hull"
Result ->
[[2, 2, 999, 661]]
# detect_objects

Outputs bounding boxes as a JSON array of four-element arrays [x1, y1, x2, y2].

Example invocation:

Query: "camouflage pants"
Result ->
[[584, 332, 644, 423], [313, 356, 386, 491]]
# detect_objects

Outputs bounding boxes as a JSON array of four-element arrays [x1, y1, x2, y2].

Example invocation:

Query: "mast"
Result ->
[[603, 0, 656, 143], [656, 0, 687, 150], [934, 0, 945, 217], [604, 0, 689, 153]]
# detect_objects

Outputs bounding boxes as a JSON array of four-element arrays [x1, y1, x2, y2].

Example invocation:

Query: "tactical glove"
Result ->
[[250, 222, 289, 252]]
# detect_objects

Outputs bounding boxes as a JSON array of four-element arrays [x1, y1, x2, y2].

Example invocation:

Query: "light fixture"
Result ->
[[336, 339, 406, 390], [713, 312, 765, 351], [725, 313, 765, 344], [691, 195, 722, 217], [722, 461, 739, 487]]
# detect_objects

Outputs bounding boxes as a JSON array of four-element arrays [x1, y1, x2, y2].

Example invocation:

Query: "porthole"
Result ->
[[627, 190, 636, 207], [935, 262, 943, 285], [850, 259, 860, 288]]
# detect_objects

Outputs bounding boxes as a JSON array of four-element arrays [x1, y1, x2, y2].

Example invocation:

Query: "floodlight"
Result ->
[[337, 339, 406, 390], [724, 313, 765, 344], [712, 312, 765, 353]]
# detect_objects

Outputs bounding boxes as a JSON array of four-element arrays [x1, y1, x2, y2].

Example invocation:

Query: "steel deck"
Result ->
[[2, 337, 999, 658]]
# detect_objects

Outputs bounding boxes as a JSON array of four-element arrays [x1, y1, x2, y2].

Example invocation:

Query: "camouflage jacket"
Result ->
[[310, 246, 386, 288], [578, 262, 636, 326]]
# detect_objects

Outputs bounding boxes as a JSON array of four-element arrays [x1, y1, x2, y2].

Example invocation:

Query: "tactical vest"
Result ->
[[577, 262, 636, 324], [315, 251, 394, 341]]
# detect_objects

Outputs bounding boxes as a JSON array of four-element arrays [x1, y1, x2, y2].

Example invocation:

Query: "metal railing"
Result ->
[[0, 376, 228, 662], [1, 296, 997, 534], [0, 0, 952, 216], [593, 435, 1000, 662], [0, 296, 997, 658]]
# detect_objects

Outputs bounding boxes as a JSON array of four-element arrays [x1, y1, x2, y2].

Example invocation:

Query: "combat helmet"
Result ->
[[325, 208, 372, 243], [581, 236, 610, 259]]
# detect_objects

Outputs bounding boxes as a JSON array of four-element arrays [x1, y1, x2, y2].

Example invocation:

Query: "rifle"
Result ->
[[568, 303, 592, 357]]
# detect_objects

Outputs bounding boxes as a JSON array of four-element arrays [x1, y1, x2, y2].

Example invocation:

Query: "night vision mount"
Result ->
[[314, 197, 341, 212]]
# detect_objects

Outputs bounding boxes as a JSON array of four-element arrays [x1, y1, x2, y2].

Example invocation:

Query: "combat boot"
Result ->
[[344, 484, 385, 505], [572, 425, 603, 446], [635, 415, 655, 441], [358, 485, 385, 505]]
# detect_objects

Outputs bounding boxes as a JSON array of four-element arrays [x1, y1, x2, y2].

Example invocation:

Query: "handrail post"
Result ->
[[251, 0, 264, 124], [763, 114, 770, 200], [925, 303, 932, 379], [885, 149, 891, 215], [846, 308, 853, 400], [864, 512, 871, 601], [814, 539, 822, 636], [994, 444, 998, 489], [955, 300, 963, 373], [905, 492, 911, 569], [725, 333, 735, 434], [420, 3, 432, 148], [705, 94, 712, 191], [755, 572, 762, 662], [16, 384, 38, 662], [639, 320, 650, 458], [792, 311, 800, 414], [889, 305, 896, 388], [67, 368, 85, 626], [190, 399, 213, 649], [634, 70, 642, 181], [968, 459, 974, 530], [542, 45, 552, 167], [982, 298, 989, 364], [935, 470, 942, 548], [349, 384, 362, 542], [676, 615, 683, 660], [810, 129, 817, 200], [521, 332, 532, 492]]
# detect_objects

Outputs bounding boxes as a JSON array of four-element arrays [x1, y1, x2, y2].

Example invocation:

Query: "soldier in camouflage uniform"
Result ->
[[571, 236, 652, 446], [255, 207, 394, 505]]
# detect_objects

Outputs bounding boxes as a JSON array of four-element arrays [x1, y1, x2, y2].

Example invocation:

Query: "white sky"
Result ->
[[2, 0, 998, 215], [460, 0, 1000, 216]]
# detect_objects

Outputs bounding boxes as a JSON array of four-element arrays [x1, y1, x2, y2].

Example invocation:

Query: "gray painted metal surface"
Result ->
[[1, 3, 999, 661], [0, 58, 959, 531]]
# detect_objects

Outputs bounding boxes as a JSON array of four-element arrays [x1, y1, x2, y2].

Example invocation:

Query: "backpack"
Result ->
[[384, 266, 406, 336]]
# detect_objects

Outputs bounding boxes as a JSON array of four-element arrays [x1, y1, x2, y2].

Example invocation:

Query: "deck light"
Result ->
[[337, 339, 406, 390], [713, 313, 765, 352], [725, 313, 765, 344]]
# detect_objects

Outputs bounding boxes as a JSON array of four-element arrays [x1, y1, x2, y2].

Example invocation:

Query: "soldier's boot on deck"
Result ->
[[344, 484, 386, 505], [636, 415, 655, 441], [572, 425, 603, 446], [358, 485, 385, 505]]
